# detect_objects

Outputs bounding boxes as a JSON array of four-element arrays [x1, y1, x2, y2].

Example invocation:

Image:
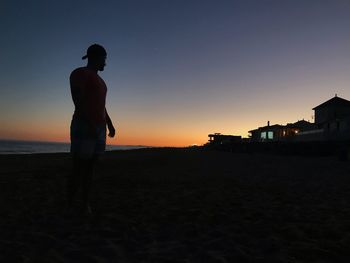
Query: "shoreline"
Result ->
[[0, 139, 152, 155]]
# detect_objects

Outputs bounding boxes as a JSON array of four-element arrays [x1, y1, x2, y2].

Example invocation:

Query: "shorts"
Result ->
[[70, 118, 106, 159]]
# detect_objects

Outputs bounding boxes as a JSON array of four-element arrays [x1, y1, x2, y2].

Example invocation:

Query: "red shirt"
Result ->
[[70, 67, 107, 124]]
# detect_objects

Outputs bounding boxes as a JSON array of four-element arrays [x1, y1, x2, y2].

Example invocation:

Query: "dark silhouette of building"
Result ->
[[248, 120, 316, 142], [208, 133, 241, 145], [249, 95, 350, 142], [249, 122, 284, 142], [313, 95, 350, 125], [312, 95, 350, 140]]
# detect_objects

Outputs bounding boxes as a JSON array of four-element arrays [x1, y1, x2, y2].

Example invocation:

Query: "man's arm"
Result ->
[[106, 109, 115, 138]]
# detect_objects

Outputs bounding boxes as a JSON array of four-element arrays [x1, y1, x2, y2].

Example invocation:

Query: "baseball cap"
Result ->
[[82, 44, 107, 60]]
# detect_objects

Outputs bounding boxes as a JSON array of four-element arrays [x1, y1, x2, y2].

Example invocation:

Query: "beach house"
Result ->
[[248, 120, 316, 142], [249, 95, 350, 142], [208, 133, 242, 145], [311, 95, 350, 140], [248, 122, 284, 142]]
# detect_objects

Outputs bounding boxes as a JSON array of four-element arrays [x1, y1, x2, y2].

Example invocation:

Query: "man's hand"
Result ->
[[107, 123, 116, 138], [105, 109, 115, 138]]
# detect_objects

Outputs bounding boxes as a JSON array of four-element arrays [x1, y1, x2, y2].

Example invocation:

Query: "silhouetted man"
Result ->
[[68, 44, 115, 214]]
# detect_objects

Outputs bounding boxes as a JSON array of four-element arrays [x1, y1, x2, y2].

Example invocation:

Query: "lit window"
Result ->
[[268, 131, 273, 139]]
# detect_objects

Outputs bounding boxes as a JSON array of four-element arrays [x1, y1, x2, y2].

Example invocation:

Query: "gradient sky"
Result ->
[[1, 0, 350, 146]]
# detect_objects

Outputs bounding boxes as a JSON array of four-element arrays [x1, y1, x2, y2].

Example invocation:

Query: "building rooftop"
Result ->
[[248, 124, 284, 133], [312, 96, 350, 110]]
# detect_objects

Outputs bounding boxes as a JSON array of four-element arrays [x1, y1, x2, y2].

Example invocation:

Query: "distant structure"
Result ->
[[313, 95, 350, 125], [249, 122, 284, 141], [249, 120, 316, 142], [313, 95, 350, 139], [208, 133, 241, 145], [249, 95, 350, 142]]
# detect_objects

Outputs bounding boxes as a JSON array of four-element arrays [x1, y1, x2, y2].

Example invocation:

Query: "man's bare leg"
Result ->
[[82, 157, 96, 214], [67, 156, 82, 210]]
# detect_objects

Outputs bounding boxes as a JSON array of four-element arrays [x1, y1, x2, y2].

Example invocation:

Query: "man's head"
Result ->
[[82, 44, 107, 71]]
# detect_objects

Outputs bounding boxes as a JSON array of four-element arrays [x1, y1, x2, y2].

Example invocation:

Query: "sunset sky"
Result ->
[[1, 0, 350, 146]]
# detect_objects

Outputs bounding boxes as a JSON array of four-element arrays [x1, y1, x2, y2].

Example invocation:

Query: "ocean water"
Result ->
[[0, 140, 146, 154]]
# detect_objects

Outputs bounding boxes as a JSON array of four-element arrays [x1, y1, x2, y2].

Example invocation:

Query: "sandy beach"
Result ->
[[1, 148, 350, 262]]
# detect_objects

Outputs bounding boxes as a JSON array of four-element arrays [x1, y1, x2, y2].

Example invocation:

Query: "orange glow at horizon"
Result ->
[[0, 129, 211, 147], [0, 104, 317, 147], [0, 119, 254, 147], [0, 121, 205, 146]]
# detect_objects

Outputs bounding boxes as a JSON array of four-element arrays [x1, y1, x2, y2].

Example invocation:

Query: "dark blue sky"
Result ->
[[1, 0, 350, 145]]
